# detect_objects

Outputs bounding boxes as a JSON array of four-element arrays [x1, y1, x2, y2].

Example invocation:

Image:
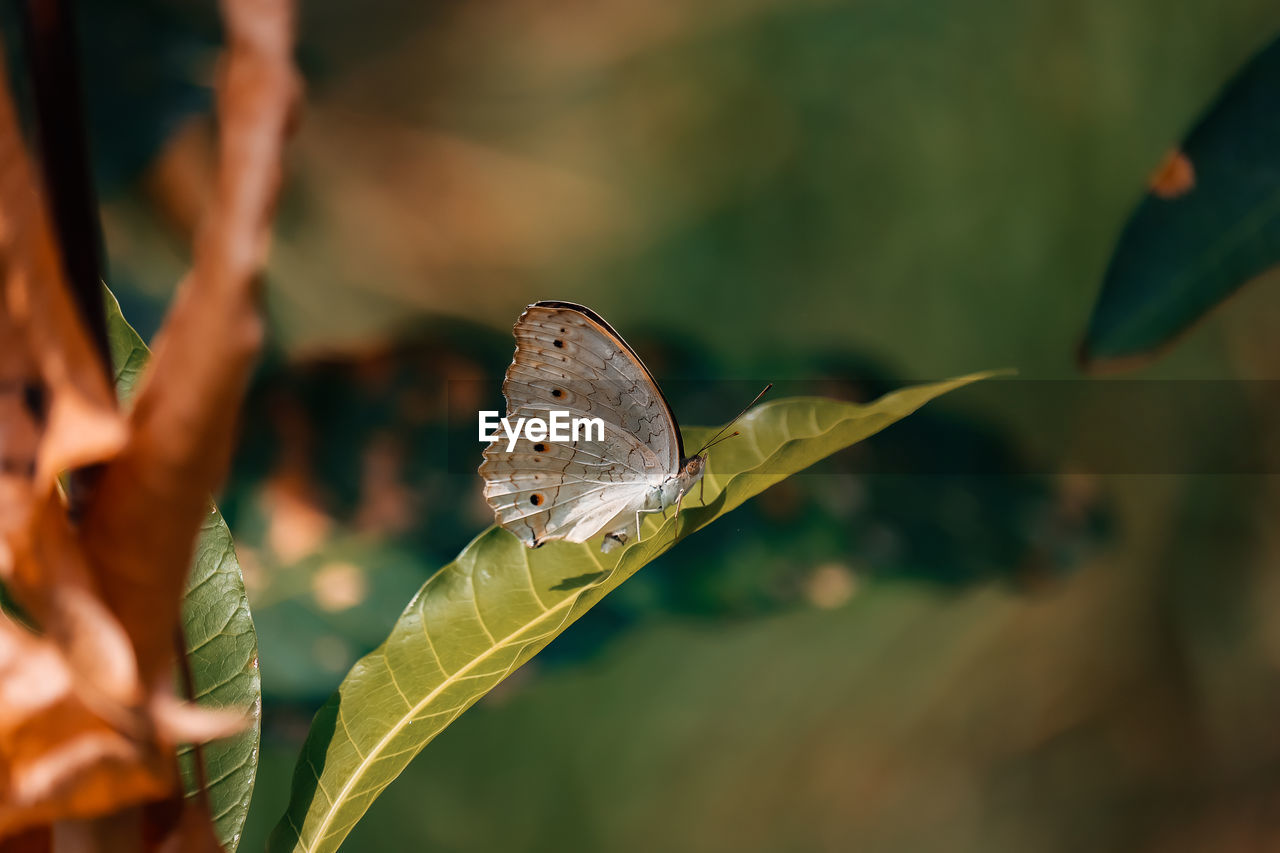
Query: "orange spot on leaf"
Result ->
[[1149, 149, 1195, 199]]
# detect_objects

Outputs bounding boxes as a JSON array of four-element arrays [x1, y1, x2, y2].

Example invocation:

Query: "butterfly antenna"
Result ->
[[692, 383, 772, 457], [700, 430, 740, 452]]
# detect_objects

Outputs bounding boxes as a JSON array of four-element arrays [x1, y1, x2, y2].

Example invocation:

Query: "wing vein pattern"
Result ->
[[479, 302, 681, 547]]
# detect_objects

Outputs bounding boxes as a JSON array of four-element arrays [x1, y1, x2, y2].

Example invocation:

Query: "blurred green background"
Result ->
[[66, 0, 1280, 849]]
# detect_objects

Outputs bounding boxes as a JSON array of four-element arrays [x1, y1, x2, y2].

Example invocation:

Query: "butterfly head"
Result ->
[[679, 454, 706, 484], [661, 453, 707, 509], [673, 382, 774, 504]]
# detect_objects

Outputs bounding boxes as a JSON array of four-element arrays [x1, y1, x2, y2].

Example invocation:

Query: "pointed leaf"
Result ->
[[269, 372, 993, 852], [105, 289, 262, 851], [1081, 36, 1280, 370]]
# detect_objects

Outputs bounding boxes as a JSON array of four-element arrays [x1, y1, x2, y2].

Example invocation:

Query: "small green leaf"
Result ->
[[105, 294, 151, 404], [105, 289, 262, 851], [1081, 36, 1280, 370], [269, 372, 993, 853]]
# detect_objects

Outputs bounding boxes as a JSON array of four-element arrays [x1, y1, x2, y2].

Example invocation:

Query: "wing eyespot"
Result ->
[[554, 339, 564, 348], [530, 493, 543, 506], [551, 389, 563, 398], [533, 443, 546, 452]]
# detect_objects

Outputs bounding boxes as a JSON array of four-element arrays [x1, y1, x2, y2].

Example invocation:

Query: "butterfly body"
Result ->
[[659, 455, 704, 509], [479, 301, 704, 552]]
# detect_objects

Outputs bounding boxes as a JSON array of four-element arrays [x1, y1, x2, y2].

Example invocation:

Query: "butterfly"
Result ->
[[479, 301, 766, 552]]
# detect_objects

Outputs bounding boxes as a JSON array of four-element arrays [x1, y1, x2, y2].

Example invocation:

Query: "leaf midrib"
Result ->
[[301, 547, 613, 852]]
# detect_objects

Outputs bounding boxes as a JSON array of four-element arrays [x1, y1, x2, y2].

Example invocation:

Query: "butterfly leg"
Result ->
[[670, 490, 686, 547], [699, 474, 705, 505], [607, 506, 661, 552], [638, 506, 665, 540]]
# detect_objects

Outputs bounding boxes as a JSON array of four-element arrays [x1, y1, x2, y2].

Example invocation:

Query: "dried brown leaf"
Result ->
[[0, 45, 140, 714], [0, 64, 124, 492], [147, 695, 247, 747], [0, 617, 170, 840], [81, 0, 299, 689], [0, 0, 296, 843]]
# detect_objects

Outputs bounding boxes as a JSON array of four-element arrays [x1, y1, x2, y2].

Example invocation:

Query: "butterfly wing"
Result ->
[[507, 300, 682, 471], [480, 432, 654, 546], [479, 301, 682, 547]]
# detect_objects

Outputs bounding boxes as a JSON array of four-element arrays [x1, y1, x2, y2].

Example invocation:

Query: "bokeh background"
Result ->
[[45, 0, 1280, 849]]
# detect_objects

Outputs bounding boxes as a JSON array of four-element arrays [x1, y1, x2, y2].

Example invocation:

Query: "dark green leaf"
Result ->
[[1081, 36, 1280, 370]]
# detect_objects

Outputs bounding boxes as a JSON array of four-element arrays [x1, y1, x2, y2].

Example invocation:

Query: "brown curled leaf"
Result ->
[[0, 0, 296, 843], [81, 0, 299, 690], [0, 62, 125, 493], [0, 616, 170, 840], [0, 46, 140, 713], [9, 494, 140, 711], [147, 695, 248, 747], [0, 58, 161, 836]]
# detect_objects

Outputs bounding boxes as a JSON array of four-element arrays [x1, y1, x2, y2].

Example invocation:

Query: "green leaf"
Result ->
[[269, 371, 993, 853], [1080, 36, 1280, 371], [105, 289, 262, 851], [105, 292, 152, 405]]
